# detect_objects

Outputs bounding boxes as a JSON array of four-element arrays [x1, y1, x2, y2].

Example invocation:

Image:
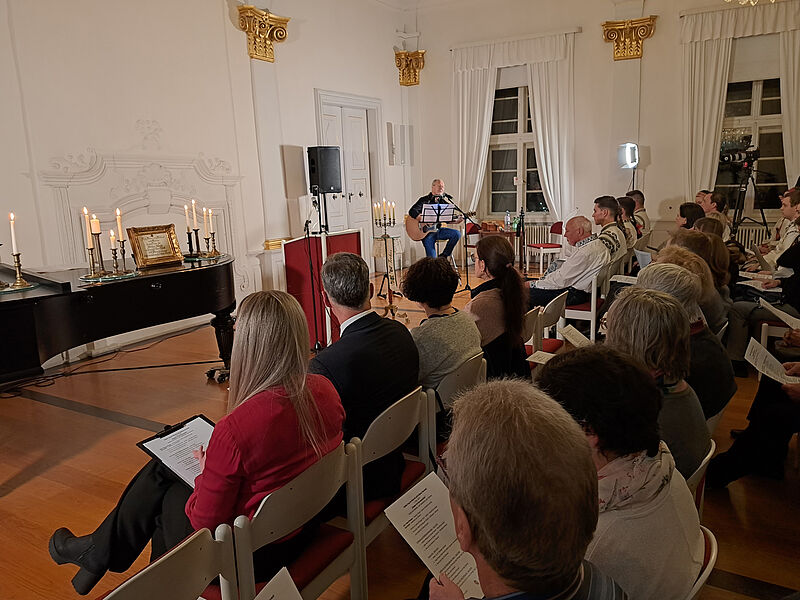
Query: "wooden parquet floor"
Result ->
[[1, 269, 798, 599]]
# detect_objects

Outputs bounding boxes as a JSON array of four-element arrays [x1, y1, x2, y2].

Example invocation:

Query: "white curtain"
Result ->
[[451, 31, 575, 213], [681, 37, 732, 201], [452, 61, 497, 213], [527, 34, 575, 221], [780, 29, 800, 185]]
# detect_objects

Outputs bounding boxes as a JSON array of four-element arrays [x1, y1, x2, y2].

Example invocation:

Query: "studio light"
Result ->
[[618, 143, 639, 169]]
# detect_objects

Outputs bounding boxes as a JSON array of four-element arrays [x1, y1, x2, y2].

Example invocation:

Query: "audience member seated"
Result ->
[[694, 220, 739, 290], [528, 216, 610, 308], [675, 202, 706, 229], [655, 245, 728, 333], [617, 196, 639, 249], [637, 263, 736, 420], [758, 190, 796, 253], [708, 368, 800, 487], [539, 346, 704, 600], [401, 257, 482, 390], [627, 189, 650, 234], [743, 189, 800, 272], [428, 380, 629, 600], [48, 291, 345, 594], [310, 252, 419, 500], [466, 236, 528, 379], [697, 191, 731, 239], [726, 235, 800, 376], [605, 287, 711, 478], [592, 196, 627, 263]]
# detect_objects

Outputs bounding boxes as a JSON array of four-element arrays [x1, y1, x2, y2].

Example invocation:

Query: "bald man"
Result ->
[[528, 216, 611, 308]]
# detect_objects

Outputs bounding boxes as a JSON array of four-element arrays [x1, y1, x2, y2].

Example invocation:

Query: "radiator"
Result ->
[[525, 223, 551, 244], [734, 225, 771, 248]]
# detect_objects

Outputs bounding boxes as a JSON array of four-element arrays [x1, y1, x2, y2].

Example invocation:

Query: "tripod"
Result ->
[[729, 162, 768, 238], [442, 199, 479, 294]]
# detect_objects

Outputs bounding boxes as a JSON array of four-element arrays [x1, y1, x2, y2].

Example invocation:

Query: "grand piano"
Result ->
[[0, 256, 236, 384]]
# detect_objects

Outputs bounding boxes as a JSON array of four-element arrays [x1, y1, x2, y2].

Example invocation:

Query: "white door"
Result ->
[[320, 105, 348, 232], [341, 107, 372, 261]]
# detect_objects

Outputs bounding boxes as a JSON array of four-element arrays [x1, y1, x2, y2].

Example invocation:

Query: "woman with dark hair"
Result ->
[[465, 235, 528, 379], [402, 257, 481, 390], [675, 202, 705, 229], [539, 345, 704, 600], [617, 196, 640, 248], [48, 291, 345, 594]]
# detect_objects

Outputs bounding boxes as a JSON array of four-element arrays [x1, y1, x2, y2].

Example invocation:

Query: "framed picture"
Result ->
[[126, 225, 184, 269]]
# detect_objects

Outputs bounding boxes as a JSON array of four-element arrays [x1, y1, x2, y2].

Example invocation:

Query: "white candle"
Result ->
[[382, 198, 387, 219], [191, 199, 198, 229], [209, 209, 215, 234], [373, 203, 378, 220], [9, 213, 18, 254], [83, 207, 93, 249], [109, 229, 116, 248], [202, 207, 209, 238], [116, 208, 124, 242], [90, 214, 101, 234], [391, 202, 396, 221], [184, 205, 191, 232]]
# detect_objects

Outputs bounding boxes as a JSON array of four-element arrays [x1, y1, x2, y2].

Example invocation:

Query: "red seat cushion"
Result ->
[[363, 459, 426, 526], [466, 223, 480, 235], [525, 344, 533, 356], [527, 243, 561, 249], [541, 338, 564, 353], [566, 298, 605, 312]]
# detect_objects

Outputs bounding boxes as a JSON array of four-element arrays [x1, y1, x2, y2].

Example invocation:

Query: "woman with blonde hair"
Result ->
[[605, 287, 710, 478], [49, 291, 345, 594]]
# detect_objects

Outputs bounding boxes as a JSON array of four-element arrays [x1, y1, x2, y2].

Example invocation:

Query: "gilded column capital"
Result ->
[[395, 50, 425, 86], [602, 15, 657, 61], [237, 5, 290, 63]]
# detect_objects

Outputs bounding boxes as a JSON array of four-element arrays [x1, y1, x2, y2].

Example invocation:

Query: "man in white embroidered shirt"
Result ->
[[528, 216, 611, 309]]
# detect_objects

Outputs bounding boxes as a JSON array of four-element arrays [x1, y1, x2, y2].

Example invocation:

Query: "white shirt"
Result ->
[[533, 235, 610, 292], [634, 208, 651, 234], [339, 309, 373, 334], [764, 224, 799, 270]]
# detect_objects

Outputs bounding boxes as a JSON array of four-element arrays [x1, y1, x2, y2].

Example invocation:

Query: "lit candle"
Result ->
[[9, 213, 18, 254], [116, 208, 124, 242], [109, 229, 116, 248], [90, 214, 101, 234], [382, 198, 387, 219], [184, 204, 191, 232], [202, 207, 209, 238], [391, 202, 396, 221], [191, 199, 198, 230], [373, 203, 378, 220], [83, 207, 93, 249], [209, 209, 215, 234]]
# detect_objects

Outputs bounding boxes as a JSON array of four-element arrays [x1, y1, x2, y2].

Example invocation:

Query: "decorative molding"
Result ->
[[602, 16, 657, 61], [394, 50, 425, 86], [135, 119, 163, 151], [237, 5, 290, 62]]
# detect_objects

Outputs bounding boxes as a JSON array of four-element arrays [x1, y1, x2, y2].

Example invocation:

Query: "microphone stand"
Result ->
[[443, 195, 479, 294]]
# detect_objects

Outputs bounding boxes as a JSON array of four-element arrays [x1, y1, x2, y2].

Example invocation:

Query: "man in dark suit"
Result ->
[[310, 252, 419, 500]]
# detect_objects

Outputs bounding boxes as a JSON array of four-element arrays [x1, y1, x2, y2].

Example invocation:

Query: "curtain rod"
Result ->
[[449, 26, 582, 51]]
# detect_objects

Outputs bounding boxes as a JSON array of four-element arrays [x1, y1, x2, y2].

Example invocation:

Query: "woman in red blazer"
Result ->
[[49, 291, 344, 594]]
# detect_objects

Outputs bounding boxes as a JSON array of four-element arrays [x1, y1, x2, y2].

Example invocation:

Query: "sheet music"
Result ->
[[140, 416, 214, 488], [610, 274, 638, 285], [420, 204, 456, 224], [254, 567, 303, 600], [736, 279, 783, 293], [758, 298, 800, 330], [745, 339, 800, 384], [749, 243, 773, 271], [634, 249, 652, 268], [527, 351, 556, 364], [384, 472, 483, 599], [739, 271, 773, 280], [557, 324, 592, 348]]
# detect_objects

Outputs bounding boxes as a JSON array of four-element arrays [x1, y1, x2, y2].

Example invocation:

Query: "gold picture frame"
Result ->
[[126, 224, 184, 269]]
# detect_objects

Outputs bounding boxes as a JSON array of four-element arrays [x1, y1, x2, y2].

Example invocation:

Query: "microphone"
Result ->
[[443, 193, 453, 199]]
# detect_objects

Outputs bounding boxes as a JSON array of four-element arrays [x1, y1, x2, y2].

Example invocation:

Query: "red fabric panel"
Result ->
[[287, 524, 354, 590], [551, 221, 563, 235], [527, 243, 561, 249], [566, 298, 605, 311], [363, 460, 427, 525], [541, 339, 564, 353]]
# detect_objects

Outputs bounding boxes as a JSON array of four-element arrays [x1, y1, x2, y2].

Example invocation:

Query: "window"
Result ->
[[486, 87, 546, 216], [714, 78, 788, 216]]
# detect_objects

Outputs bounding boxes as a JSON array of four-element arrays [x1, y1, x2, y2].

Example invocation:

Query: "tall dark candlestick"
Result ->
[[187, 231, 195, 256], [193, 228, 201, 258]]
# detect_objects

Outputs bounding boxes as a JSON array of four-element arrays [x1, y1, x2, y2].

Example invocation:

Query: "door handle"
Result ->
[[348, 192, 353, 202], [358, 191, 364, 197]]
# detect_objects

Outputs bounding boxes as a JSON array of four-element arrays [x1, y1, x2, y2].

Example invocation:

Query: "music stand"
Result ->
[[420, 203, 455, 228]]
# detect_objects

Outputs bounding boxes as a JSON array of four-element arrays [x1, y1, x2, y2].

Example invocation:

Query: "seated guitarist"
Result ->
[[408, 179, 462, 257]]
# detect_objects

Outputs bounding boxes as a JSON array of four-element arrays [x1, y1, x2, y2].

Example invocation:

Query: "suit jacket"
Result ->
[[310, 311, 419, 499]]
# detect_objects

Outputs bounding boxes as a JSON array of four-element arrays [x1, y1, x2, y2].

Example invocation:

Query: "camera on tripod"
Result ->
[[720, 147, 760, 165]]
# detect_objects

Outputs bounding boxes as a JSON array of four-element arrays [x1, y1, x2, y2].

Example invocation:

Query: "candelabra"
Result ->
[[119, 239, 129, 272], [374, 214, 397, 299], [90, 232, 109, 277], [110, 248, 120, 275], [208, 232, 221, 257], [9, 253, 32, 290], [193, 228, 201, 258], [203, 236, 211, 257], [86, 247, 98, 278]]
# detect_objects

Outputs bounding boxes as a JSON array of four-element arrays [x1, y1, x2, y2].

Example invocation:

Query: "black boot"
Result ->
[[48, 528, 106, 595]]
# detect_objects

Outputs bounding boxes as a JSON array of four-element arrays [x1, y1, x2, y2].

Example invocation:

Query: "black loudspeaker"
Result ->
[[307, 146, 342, 194]]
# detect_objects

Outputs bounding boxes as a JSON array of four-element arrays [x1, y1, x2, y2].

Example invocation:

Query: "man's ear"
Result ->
[[369, 282, 375, 300], [450, 498, 473, 553], [321, 290, 332, 308]]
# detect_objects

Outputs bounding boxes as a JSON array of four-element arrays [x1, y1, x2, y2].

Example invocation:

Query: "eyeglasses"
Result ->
[[435, 454, 450, 487]]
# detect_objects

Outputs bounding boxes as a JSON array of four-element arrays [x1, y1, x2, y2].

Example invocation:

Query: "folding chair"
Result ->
[[233, 442, 364, 600], [685, 439, 716, 521], [103, 525, 237, 600], [685, 526, 718, 600]]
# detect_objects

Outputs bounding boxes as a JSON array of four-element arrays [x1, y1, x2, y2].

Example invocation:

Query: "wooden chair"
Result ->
[[686, 526, 718, 600], [686, 439, 716, 521], [559, 261, 615, 342], [102, 525, 237, 600], [526, 221, 563, 274], [233, 442, 364, 600]]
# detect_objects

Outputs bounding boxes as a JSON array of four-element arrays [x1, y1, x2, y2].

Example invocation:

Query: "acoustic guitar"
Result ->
[[404, 211, 476, 242]]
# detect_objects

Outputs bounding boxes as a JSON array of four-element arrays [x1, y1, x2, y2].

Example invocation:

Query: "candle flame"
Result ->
[[9, 212, 14, 221], [191, 199, 196, 206], [83, 207, 88, 215], [203, 207, 207, 213], [209, 209, 213, 217], [92, 214, 97, 219], [110, 229, 115, 236], [184, 204, 188, 210], [116, 208, 121, 216]]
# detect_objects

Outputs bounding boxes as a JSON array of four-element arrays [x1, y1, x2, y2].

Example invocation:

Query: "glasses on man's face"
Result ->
[[435, 454, 450, 487]]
